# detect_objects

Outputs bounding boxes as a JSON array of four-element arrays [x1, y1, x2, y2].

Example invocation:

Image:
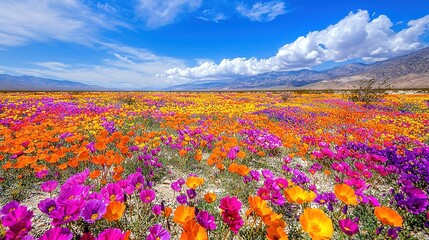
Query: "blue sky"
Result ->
[[0, 0, 428, 89]]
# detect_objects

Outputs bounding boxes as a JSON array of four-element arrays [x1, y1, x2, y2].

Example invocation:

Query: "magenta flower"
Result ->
[[39, 227, 73, 240], [127, 172, 145, 193], [81, 199, 107, 224], [196, 210, 217, 231], [140, 189, 156, 204], [96, 228, 128, 240], [40, 180, 58, 193], [2, 205, 33, 228], [50, 200, 84, 226], [36, 169, 49, 179], [219, 196, 243, 234], [339, 218, 359, 236], [63, 168, 90, 187], [57, 185, 89, 205], [1, 201, 20, 215], [101, 183, 125, 202], [5, 220, 32, 240], [146, 224, 171, 240], [219, 196, 242, 212], [152, 205, 162, 215]]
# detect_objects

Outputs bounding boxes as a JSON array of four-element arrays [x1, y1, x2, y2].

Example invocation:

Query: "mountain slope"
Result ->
[[0, 74, 106, 91], [168, 47, 429, 90]]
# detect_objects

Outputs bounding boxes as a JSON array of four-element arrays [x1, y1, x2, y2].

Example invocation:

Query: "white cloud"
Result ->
[[197, 9, 228, 23], [0, 0, 125, 46], [236, 1, 286, 22], [2, 43, 188, 89], [135, 0, 202, 29], [163, 10, 429, 81]]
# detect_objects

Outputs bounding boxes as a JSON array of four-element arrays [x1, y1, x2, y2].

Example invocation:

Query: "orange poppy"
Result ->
[[284, 186, 316, 204], [185, 176, 204, 189], [374, 206, 403, 227], [104, 201, 125, 222], [173, 205, 195, 225], [299, 208, 334, 240], [180, 219, 208, 240], [89, 170, 101, 179], [247, 195, 272, 217], [334, 184, 358, 205], [204, 192, 216, 203], [266, 226, 288, 240]]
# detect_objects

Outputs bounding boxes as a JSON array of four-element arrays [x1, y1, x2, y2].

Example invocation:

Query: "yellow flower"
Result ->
[[299, 208, 333, 239]]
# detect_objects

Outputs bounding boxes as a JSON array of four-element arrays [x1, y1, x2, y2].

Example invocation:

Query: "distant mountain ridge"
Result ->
[[0, 74, 106, 91], [167, 47, 429, 90]]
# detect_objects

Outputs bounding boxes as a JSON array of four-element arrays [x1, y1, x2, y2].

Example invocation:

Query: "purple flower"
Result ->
[[1, 201, 20, 215], [261, 169, 274, 179], [127, 172, 145, 193], [339, 218, 359, 236], [39, 227, 73, 240], [146, 224, 170, 240], [176, 194, 187, 204], [186, 189, 196, 199], [249, 170, 260, 181], [196, 210, 217, 230], [40, 180, 58, 193], [140, 189, 156, 204], [81, 199, 107, 224], [403, 186, 429, 214], [38, 198, 57, 215], [63, 168, 90, 187], [170, 181, 182, 192]]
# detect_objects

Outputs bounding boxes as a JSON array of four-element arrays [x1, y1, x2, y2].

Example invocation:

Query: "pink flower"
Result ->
[[40, 180, 58, 193]]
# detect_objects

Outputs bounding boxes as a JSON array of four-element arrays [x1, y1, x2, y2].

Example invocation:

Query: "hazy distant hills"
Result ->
[[1, 47, 428, 91], [0, 74, 106, 91], [168, 47, 429, 90]]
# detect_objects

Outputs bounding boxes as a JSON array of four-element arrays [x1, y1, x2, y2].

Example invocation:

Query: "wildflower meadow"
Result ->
[[1, 91, 429, 239]]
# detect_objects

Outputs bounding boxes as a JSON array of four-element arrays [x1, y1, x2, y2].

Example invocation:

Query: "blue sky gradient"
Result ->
[[0, 0, 428, 89]]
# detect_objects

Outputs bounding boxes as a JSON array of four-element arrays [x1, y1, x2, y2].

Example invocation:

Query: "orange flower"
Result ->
[[236, 165, 250, 176], [179, 149, 187, 156], [104, 201, 125, 222], [284, 186, 316, 204], [247, 195, 272, 217], [186, 176, 204, 189], [89, 170, 101, 179], [173, 205, 195, 225], [299, 208, 334, 239], [163, 207, 172, 217], [237, 151, 246, 159], [228, 162, 239, 173], [334, 184, 358, 205], [204, 192, 216, 203], [180, 219, 208, 240], [374, 206, 403, 227], [266, 226, 288, 240], [262, 212, 286, 228]]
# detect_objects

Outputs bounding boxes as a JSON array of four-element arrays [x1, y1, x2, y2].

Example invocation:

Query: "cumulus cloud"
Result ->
[[163, 10, 429, 81], [135, 0, 202, 29], [236, 1, 286, 22], [0, 0, 125, 46]]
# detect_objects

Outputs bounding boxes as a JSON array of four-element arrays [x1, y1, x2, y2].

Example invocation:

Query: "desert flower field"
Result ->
[[1, 91, 429, 239]]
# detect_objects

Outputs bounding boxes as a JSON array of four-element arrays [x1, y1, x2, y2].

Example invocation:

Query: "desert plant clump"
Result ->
[[348, 78, 391, 106]]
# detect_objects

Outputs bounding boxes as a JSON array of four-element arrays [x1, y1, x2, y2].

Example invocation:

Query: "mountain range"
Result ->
[[168, 47, 429, 90], [0, 74, 105, 91], [1, 47, 428, 91]]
